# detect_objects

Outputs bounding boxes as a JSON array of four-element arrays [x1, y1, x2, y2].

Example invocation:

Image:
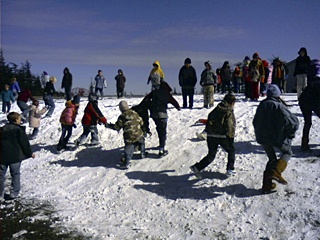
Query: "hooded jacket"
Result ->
[[1, 123, 33, 165], [81, 100, 107, 126], [178, 64, 197, 89], [205, 100, 236, 138], [115, 70, 126, 89], [200, 63, 217, 86], [253, 97, 299, 148], [29, 105, 47, 128], [148, 60, 165, 86], [1, 89, 15, 103], [60, 101, 79, 126]]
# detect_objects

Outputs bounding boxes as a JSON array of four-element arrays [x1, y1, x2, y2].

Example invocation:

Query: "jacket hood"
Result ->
[[153, 60, 161, 68], [298, 47, 308, 55]]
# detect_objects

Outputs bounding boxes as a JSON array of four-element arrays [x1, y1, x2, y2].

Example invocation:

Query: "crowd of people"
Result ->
[[1, 47, 319, 201]]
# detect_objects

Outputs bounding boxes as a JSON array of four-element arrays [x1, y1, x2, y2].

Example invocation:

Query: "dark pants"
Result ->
[[299, 103, 320, 139], [64, 87, 72, 101], [43, 95, 55, 117], [2, 102, 11, 113], [95, 88, 104, 98], [17, 100, 29, 121], [182, 88, 194, 108], [221, 82, 231, 94], [153, 118, 167, 150], [244, 82, 251, 99], [117, 87, 124, 98], [58, 124, 73, 148], [31, 128, 39, 139], [0, 162, 21, 198], [194, 137, 235, 171]]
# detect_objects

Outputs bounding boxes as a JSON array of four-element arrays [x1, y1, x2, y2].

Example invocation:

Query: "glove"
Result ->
[[72, 124, 77, 128]]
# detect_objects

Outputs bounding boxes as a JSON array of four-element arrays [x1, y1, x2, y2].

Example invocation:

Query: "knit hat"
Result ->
[[119, 100, 129, 112], [266, 84, 281, 98], [244, 56, 250, 61], [72, 95, 80, 104], [184, 58, 191, 64]]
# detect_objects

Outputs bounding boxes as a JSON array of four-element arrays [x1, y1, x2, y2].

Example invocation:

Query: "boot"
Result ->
[[271, 159, 288, 185], [262, 171, 276, 193], [301, 137, 310, 151]]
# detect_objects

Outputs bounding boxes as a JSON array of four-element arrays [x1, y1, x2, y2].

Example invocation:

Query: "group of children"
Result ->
[[1, 58, 319, 200]]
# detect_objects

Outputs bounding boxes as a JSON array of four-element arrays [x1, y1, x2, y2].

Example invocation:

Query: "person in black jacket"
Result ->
[[43, 76, 57, 118], [299, 59, 320, 151], [61, 67, 73, 101], [115, 69, 126, 98], [253, 84, 299, 194], [0, 112, 35, 200], [294, 47, 311, 99], [179, 58, 197, 109], [142, 82, 180, 157]]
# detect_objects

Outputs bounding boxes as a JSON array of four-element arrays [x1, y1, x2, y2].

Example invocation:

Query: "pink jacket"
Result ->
[[60, 101, 79, 126]]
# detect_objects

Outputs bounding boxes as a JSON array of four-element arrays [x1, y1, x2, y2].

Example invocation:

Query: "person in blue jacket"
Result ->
[[253, 84, 299, 194], [1, 84, 15, 114]]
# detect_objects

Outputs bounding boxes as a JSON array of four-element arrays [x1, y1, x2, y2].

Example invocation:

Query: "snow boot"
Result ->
[[301, 137, 310, 151], [262, 171, 276, 194], [271, 159, 288, 185]]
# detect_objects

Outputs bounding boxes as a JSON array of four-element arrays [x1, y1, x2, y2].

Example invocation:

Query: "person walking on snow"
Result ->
[[28, 100, 47, 140], [190, 93, 237, 179], [147, 60, 165, 90], [61, 67, 73, 101], [253, 84, 299, 194], [115, 69, 126, 98]]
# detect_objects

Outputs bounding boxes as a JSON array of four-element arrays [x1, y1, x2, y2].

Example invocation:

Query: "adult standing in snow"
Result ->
[[61, 67, 73, 101], [147, 60, 165, 90], [114, 69, 126, 98], [190, 93, 237, 179], [242, 56, 251, 100], [142, 82, 180, 157], [200, 61, 216, 108], [178, 58, 197, 109], [294, 47, 311, 99], [43, 76, 57, 118], [248, 52, 265, 101], [93, 70, 107, 99], [299, 59, 320, 151], [9, 77, 20, 101], [220, 61, 232, 94], [253, 84, 299, 194]]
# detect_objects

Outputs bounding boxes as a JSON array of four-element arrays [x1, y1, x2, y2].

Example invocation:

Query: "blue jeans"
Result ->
[[78, 125, 99, 144], [17, 100, 29, 121], [44, 95, 55, 116], [0, 162, 22, 198]]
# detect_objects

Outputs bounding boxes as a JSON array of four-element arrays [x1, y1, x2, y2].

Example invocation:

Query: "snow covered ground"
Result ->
[[1, 93, 319, 239]]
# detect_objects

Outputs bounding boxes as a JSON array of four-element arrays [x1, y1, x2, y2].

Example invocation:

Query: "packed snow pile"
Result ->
[[1, 94, 319, 239]]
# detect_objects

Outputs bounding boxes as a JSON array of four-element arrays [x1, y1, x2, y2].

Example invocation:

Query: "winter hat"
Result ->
[[298, 47, 307, 55], [253, 52, 260, 59], [72, 95, 80, 104], [184, 58, 191, 64], [244, 56, 250, 61], [204, 61, 211, 67], [43, 71, 48, 75], [119, 100, 129, 112], [266, 84, 281, 98]]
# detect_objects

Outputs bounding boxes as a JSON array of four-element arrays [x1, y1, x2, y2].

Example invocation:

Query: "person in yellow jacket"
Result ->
[[147, 60, 165, 90]]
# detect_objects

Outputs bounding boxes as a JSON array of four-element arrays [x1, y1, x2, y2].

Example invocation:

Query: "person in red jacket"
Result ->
[[57, 95, 80, 151], [76, 94, 107, 146], [17, 89, 36, 123]]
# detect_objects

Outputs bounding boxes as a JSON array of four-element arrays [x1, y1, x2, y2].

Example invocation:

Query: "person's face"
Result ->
[[205, 64, 210, 69], [5, 85, 9, 90], [300, 51, 305, 57], [99, 71, 103, 76], [185, 63, 191, 68], [153, 64, 158, 69]]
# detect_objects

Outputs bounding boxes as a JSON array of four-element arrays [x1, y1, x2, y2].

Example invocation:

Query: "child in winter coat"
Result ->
[[147, 60, 165, 90], [28, 100, 47, 140], [1, 84, 15, 114], [107, 100, 146, 169], [190, 93, 237, 179], [57, 95, 80, 151], [76, 94, 107, 146], [17, 89, 36, 123], [142, 81, 180, 157], [43, 76, 57, 118], [200, 61, 216, 108], [0, 112, 35, 200], [253, 84, 299, 194]]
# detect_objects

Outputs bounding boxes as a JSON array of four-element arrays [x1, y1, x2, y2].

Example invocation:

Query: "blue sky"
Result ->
[[2, 0, 319, 94]]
